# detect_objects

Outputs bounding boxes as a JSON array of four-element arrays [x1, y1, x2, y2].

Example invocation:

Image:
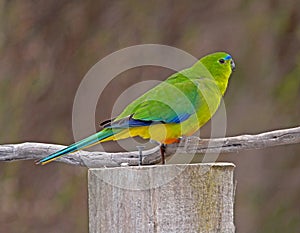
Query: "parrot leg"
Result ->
[[136, 146, 145, 166], [160, 144, 166, 164]]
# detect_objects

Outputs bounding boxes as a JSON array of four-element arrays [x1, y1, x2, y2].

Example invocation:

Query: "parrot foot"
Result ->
[[136, 146, 145, 166], [160, 144, 166, 165]]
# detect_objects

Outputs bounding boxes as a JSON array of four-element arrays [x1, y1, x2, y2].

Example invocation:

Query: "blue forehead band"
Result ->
[[224, 55, 232, 60]]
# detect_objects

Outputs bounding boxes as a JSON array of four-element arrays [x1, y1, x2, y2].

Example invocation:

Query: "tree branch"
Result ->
[[0, 126, 300, 167]]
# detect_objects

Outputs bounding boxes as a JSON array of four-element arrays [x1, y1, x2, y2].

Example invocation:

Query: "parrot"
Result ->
[[36, 52, 235, 165]]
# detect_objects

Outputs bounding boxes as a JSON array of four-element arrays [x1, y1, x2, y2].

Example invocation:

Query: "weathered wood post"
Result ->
[[88, 163, 235, 233]]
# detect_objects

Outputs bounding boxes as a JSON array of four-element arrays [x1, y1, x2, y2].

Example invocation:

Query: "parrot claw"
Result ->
[[136, 146, 145, 166], [160, 144, 166, 165]]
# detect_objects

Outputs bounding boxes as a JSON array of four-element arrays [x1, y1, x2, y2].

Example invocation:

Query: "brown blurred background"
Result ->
[[0, 0, 300, 232]]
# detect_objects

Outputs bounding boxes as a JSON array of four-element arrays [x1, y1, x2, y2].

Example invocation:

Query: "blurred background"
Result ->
[[0, 0, 300, 232]]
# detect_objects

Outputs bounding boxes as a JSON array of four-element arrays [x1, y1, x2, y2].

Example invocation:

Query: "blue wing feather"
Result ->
[[104, 112, 192, 129]]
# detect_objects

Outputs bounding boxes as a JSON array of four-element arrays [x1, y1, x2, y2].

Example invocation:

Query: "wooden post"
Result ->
[[88, 163, 235, 233]]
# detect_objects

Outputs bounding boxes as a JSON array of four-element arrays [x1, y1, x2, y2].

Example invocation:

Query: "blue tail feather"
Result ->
[[36, 129, 114, 165]]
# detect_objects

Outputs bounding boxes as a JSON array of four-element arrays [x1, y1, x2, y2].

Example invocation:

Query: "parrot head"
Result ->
[[196, 52, 235, 95], [200, 52, 235, 76]]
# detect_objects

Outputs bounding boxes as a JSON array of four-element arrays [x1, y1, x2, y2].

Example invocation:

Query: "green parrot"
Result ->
[[36, 52, 235, 165]]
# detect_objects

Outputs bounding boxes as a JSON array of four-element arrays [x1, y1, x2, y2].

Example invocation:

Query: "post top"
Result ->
[[89, 162, 235, 171]]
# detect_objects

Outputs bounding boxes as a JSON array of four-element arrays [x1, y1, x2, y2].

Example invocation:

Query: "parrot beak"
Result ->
[[230, 60, 236, 72]]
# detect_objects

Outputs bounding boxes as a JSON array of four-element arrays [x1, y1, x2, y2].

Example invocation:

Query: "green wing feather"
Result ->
[[115, 73, 201, 124]]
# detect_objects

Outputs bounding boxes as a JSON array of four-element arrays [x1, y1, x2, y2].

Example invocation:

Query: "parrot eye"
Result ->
[[218, 59, 225, 64]]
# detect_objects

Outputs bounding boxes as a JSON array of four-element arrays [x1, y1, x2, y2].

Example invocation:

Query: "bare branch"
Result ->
[[0, 126, 299, 167]]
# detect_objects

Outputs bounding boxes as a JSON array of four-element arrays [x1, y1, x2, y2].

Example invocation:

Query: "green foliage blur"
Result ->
[[0, 1, 299, 232]]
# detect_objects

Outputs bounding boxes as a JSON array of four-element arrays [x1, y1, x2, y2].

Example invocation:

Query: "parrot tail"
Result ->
[[35, 129, 115, 165]]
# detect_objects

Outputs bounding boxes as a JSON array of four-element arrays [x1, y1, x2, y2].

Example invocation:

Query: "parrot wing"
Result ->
[[104, 74, 201, 129]]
